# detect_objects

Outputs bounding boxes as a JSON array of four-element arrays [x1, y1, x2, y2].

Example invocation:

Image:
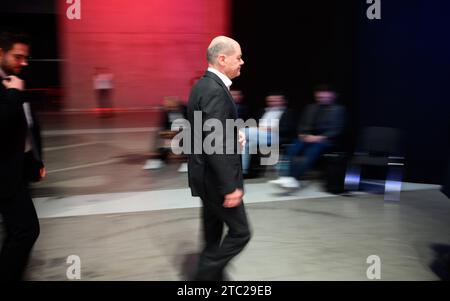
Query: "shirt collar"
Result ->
[[207, 67, 232, 90]]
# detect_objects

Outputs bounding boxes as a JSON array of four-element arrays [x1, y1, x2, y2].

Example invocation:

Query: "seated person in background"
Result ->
[[230, 89, 250, 120], [270, 84, 345, 189], [242, 93, 296, 176], [143, 96, 188, 172]]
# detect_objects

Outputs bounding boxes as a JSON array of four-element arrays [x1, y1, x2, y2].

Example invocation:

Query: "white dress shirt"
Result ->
[[260, 107, 285, 130], [207, 67, 232, 90]]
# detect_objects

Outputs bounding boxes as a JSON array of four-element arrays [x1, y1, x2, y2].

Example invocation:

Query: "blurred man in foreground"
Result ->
[[0, 32, 44, 281]]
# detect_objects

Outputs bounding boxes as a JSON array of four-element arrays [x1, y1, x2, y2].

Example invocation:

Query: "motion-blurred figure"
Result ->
[[143, 96, 187, 172], [187, 36, 250, 281], [0, 32, 44, 280], [270, 84, 345, 189], [230, 89, 249, 120], [93, 67, 114, 117], [242, 93, 296, 177]]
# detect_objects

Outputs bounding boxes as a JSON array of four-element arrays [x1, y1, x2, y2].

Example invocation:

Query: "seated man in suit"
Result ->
[[269, 84, 345, 189]]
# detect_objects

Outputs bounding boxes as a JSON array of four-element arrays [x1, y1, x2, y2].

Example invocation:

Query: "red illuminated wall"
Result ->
[[58, 0, 230, 110]]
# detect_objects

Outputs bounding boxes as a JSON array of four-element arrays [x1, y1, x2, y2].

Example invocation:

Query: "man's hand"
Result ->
[[2, 76, 25, 91], [238, 130, 246, 150], [160, 130, 177, 139], [39, 167, 46, 180], [300, 134, 326, 143], [224, 188, 243, 208]]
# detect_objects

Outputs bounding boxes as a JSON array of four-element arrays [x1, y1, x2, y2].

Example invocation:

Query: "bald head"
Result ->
[[206, 36, 244, 80], [207, 36, 238, 64]]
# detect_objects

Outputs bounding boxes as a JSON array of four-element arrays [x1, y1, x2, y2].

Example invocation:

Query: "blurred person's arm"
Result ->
[[321, 105, 346, 141], [158, 108, 173, 137], [302, 135, 326, 143], [1, 76, 25, 127], [160, 131, 177, 139], [279, 108, 297, 145], [238, 130, 246, 150], [297, 105, 313, 140]]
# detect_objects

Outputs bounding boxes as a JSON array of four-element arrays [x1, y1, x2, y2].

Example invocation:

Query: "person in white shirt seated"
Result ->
[[242, 94, 296, 176]]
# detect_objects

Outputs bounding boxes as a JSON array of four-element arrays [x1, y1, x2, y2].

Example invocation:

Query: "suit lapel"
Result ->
[[204, 71, 237, 115]]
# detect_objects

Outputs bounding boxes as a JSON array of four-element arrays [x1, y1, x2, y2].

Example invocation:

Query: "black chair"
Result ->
[[344, 126, 405, 201], [322, 151, 348, 194]]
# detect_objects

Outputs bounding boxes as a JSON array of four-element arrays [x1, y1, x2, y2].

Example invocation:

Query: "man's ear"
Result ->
[[217, 54, 226, 66]]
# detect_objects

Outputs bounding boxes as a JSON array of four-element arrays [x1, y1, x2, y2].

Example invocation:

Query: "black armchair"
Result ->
[[344, 126, 405, 201]]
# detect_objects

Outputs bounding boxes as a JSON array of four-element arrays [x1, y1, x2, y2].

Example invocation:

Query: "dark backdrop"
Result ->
[[353, 0, 450, 184], [231, 0, 450, 184], [1, 0, 448, 184], [0, 0, 60, 110]]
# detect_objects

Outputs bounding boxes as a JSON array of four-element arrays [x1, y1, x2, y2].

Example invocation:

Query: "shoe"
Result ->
[[219, 272, 232, 281], [280, 177, 301, 189], [194, 270, 231, 281], [143, 159, 164, 170], [178, 163, 188, 173], [268, 177, 290, 185]]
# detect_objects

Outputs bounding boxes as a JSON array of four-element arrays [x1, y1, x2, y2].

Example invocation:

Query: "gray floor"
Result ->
[[1, 112, 449, 281], [21, 189, 450, 281]]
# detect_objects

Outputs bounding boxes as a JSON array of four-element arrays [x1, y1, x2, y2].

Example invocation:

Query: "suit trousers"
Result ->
[[0, 183, 40, 281], [195, 183, 251, 281]]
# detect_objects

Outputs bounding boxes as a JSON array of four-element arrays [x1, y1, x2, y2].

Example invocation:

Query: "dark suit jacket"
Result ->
[[0, 85, 43, 199], [298, 103, 345, 144], [187, 71, 243, 197]]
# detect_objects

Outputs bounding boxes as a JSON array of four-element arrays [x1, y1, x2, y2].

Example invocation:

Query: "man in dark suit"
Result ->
[[187, 36, 251, 281], [0, 32, 44, 281], [270, 84, 345, 189]]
